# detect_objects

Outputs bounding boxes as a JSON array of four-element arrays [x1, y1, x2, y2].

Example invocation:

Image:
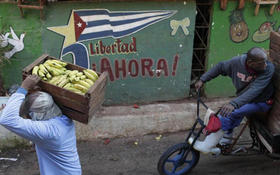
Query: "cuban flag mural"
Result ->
[[49, 9, 176, 46], [75, 9, 177, 42], [45, 2, 196, 105], [48, 9, 177, 68]]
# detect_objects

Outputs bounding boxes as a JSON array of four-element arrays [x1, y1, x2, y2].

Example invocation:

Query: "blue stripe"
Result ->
[[78, 30, 112, 41], [87, 15, 166, 27], [86, 20, 110, 27], [86, 13, 169, 27], [112, 18, 163, 37], [110, 13, 170, 26]]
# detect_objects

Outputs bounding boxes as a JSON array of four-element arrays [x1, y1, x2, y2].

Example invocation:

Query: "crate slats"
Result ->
[[270, 42, 280, 52], [60, 106, 88, 123], [270, 49, 280, 64], [268, 31, 280, 143], [270, 31, 280, 45], [89, 72, 108, 106]]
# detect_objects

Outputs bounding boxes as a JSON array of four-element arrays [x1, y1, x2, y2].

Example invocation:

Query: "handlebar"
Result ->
[[196, 90, 208, 113], [196, 90, 221, 123], [196, 90, 208, 126], [197, 90, 208, 109]]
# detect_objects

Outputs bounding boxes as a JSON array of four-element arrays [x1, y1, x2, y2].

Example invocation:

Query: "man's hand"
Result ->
[[21, 75, 41, 91], [195, 80, 204, 91], [220, 103, 235, 117]]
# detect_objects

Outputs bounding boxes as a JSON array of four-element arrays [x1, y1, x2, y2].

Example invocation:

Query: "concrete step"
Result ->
[[75, 98, 230, 140]]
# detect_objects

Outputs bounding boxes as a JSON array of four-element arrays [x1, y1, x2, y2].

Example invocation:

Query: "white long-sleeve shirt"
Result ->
[[0, 88, 81, 175]]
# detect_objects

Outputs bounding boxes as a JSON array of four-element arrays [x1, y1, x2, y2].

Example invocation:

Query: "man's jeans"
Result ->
[[219, 102, 272, 133]]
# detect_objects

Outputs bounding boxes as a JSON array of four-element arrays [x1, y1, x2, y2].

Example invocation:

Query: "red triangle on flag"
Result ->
[[74, 12, 86, 41]]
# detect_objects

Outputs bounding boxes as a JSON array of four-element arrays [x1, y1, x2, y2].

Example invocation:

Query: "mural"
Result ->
[[228, 7, 279, 44], [0, 27, 25, 59], [48, 9, 177, 69], [252, 21, 275, 42], [0, 33, 10, 47], [206, 1, 280, 98], [170, 17, 190, 36], [229, 9, 249, 43], [252, 11, 277, 43], [43, 2, 196, 105]]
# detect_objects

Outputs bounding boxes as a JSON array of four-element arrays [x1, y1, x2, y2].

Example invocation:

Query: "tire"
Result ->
[[157, 143, 200, 175]]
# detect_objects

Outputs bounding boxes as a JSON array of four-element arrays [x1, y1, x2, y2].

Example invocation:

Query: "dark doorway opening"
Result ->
[[190, 0, 213, 95]]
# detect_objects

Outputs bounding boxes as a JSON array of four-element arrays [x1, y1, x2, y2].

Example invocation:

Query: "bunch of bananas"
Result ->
[[32, 59, 99, 95]]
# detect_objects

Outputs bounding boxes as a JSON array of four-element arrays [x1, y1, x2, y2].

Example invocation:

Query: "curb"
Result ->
[[75, 98, 230, 140]]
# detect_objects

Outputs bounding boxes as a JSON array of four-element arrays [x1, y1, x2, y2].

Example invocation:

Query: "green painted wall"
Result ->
[[0, 3, 43, 90], [206, 1, 279, 97], [2, 1, 277, 103], [0, 1, 196, 105]]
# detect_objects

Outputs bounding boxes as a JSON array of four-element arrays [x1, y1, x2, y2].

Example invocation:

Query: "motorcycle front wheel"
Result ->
[[157, 143, 200, 175]]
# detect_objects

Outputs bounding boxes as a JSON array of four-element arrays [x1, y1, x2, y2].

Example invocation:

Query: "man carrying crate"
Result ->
[[189, 47, 275, 154], [0, 75, 81, 175]]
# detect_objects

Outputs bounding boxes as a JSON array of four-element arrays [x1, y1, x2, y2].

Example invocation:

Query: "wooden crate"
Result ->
[[269, 31, 280, 65], [22, 54, 108, 124], [268, 31, 280, 135]]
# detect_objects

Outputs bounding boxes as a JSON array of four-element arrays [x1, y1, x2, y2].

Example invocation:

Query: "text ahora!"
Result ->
[[91, 55, 179, 81], [88, 37, 136, 56]]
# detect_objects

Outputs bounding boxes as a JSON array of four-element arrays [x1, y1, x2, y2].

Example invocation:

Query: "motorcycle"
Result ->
[[157, 92, 280, 175]]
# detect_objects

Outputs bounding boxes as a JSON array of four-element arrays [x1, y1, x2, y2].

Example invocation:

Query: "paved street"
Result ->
[[0, 126, 280, 175]]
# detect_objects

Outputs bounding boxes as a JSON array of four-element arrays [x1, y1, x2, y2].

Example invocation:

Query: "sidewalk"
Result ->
[[0, 97, 230, 148], [74, 97, 230, 140], [1, 125, 279, 175]]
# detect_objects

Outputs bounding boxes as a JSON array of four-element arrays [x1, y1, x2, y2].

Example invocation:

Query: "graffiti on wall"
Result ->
[[85, 37, 181, 81], [47, 9, 177, 72], [252, 21, 275, 43], [0, 27, 25, 59], [170, 17, 190, 36], [229, 9, 249, 43], [229, 9, 280, 44], [44, 4, 196, 104]]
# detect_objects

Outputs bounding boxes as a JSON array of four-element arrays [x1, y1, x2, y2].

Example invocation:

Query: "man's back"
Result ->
[[0, 91, 81, 175], [34, 115, 81, 175]]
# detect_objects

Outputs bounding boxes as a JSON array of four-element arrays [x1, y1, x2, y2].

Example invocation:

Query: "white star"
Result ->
[[77, 22, 82, 28]]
